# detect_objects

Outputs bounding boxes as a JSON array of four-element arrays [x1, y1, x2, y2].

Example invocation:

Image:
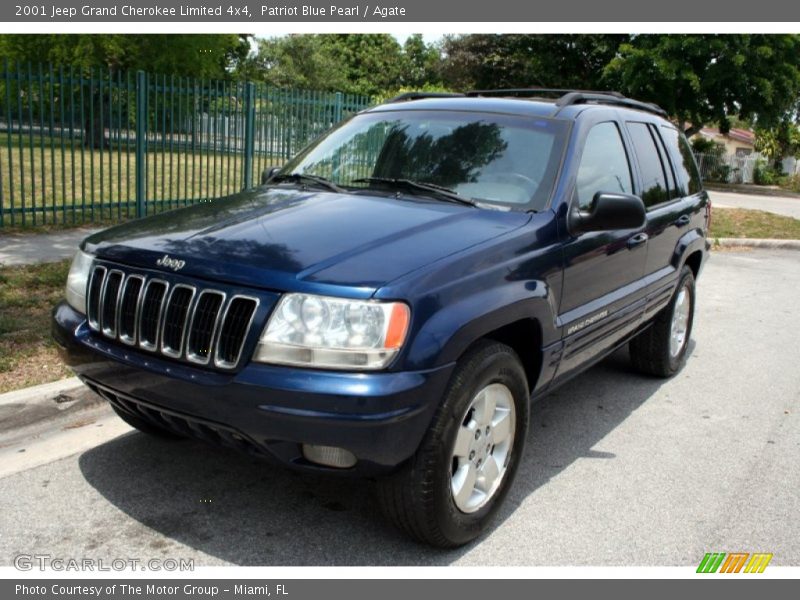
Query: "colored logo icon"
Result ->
[[697, 552, 773, 573]]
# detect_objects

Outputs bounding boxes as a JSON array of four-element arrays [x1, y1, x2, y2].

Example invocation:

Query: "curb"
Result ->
[[0, 376, 84, 407], [713, 237, 800, 250]]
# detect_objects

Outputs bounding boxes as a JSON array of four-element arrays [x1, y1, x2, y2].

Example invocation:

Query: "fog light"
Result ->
[[302, 444, 357, 468]]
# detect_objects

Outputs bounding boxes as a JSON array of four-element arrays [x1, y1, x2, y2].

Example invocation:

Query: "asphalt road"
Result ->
[[0, 249, 798, 567], [709, 190, 800, 219]]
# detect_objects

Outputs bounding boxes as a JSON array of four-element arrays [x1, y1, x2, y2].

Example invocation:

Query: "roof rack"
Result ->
[[555, 92, 667, 117], [382, 88, 668, 118], [466, 88, 625, 99], [464, 87, 667, 118], [386, 91, 465, 103]]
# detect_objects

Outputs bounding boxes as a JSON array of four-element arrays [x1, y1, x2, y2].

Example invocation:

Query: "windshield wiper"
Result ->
[[352, 177, 477, 207], [270, 172, 346, 194]]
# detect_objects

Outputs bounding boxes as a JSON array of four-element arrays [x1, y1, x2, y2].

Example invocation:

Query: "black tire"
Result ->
[[110, 404, 185, 440], [630, 265, 696, 377], [377, 340, 530, 548]]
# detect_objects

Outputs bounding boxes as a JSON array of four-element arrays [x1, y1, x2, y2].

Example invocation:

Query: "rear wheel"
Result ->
[[377, 341, 529, 547], [630, 265, 696, 377]]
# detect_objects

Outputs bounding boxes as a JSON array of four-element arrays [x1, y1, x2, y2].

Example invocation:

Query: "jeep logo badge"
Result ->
[[156, 254, 186, 271]]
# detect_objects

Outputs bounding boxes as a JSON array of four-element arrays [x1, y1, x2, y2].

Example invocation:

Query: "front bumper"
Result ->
[[53, 301, 454, 475]]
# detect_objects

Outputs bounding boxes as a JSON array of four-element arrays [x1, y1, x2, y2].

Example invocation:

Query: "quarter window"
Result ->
[[576, 122, 633, 209], [627, 122, 669, 208], [661, 125, 702, 195]]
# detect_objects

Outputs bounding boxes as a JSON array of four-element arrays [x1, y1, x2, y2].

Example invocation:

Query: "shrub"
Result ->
[[782, 173, 800, 193], [753, 158, 786, 186]]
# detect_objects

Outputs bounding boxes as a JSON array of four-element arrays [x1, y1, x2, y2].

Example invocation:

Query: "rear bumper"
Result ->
[[53, 301, 454, 476]]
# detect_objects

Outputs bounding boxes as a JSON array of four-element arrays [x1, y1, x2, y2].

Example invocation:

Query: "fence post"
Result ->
[[135, 70, 147, 218], [242, 82, 256, 190], [334, 91, 343, 123]]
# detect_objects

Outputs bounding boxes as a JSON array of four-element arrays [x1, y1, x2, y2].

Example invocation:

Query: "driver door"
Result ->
[[555, 120, 649, 382]]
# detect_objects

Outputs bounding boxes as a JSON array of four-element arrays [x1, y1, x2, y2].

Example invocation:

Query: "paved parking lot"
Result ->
[[0, 248, 798, 566]]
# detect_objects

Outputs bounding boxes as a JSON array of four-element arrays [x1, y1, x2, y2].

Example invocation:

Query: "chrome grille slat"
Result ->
[[100, 270, 124, 338], [84, 264, 258, 370], [161, 285, 196, 358], [87, 266, 107, 331], [215, 296, 259, 369], [118, 275, 144, 345], [138, 279, 169, 351], [186, 291, 226, 365]]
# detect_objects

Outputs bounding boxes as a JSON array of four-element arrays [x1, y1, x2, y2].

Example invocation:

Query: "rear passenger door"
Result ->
[[624, 122, 702, 310]]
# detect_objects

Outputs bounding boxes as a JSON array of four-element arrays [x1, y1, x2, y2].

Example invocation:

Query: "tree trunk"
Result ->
[[83, 89, 107, 150]]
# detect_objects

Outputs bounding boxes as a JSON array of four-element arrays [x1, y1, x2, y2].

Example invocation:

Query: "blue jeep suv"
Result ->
[[53, 89, 710, 547]]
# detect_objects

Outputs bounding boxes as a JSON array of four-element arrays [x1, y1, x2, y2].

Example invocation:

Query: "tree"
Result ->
[[0, 34, 251, 148], [755, 119, 800, 166], [604, 35, 800, 136], [402, 34, 443, 88], [246, 34, 409, 97], [316, 34, 406, 97], [439, 34, 800, 138], [439, 34, 626, 91], [0, 34, 251, 78], [246, 35, 349, 91]]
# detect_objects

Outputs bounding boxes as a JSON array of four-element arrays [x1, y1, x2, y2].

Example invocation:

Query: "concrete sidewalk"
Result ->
[[0, 227, 99, 266]]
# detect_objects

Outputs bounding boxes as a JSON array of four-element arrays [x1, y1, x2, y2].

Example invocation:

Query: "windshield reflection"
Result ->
[[280, 110, 568, 210]]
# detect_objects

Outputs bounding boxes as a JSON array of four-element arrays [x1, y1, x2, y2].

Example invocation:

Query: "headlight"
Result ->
[[65, 250, 94, 314], [254, 293, 410, 370]]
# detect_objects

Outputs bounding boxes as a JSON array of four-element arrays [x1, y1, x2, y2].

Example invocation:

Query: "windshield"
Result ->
[[278, 109, 569, 211]]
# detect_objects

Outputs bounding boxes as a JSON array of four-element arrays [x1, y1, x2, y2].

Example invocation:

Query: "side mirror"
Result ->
[[569, 192, 646, 233], [261, 166, 282, 185]]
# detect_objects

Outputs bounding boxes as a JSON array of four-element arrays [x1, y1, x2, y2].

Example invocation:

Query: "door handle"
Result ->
[[627, 232, 649, 249], [674, 214, 691, 227]]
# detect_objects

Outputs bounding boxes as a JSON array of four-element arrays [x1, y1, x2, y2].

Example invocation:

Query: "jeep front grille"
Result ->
[[86, 266, 258, 369]]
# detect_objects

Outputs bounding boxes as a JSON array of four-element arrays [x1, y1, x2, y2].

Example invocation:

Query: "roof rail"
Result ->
[[464, 87, 667, 118], [383, 88, 669, 118], [466, 88, 624, 99], [555, 92, 668, 117], [386, 91, 465, 103]]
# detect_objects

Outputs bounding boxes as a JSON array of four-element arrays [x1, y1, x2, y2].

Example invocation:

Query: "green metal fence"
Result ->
[[0, 61, 371, 228]]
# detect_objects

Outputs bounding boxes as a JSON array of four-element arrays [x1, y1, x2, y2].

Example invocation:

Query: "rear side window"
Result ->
[[652, 127, 681, 201], [575, 122, 633, 210], [661, 125, 702, 195], [627, 122, 669, 208]]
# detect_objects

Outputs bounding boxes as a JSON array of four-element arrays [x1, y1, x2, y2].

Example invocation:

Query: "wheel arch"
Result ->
[[436, 304, 548, 394]]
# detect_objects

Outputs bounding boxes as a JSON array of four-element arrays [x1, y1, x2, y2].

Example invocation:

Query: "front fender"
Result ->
[[423, 291, 553, 367], [377, 215, 563, 375]]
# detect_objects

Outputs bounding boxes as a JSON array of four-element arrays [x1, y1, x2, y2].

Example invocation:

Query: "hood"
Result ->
[[83, 187, 531, 295]]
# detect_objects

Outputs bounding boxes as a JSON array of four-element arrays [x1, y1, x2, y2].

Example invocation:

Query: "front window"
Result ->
[[279, 109, 569, 211]]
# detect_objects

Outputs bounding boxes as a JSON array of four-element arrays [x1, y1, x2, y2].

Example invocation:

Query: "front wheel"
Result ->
[[630, 265, 696, 377], [377, 341, 529, 547]]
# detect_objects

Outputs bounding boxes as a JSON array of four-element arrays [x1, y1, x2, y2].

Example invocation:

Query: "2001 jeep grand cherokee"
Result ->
[[53, 89, 710, 547]]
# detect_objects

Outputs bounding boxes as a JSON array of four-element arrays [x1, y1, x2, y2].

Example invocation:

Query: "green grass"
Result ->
[[0, 260, 72, 393], [709, 207, 800, 240]]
